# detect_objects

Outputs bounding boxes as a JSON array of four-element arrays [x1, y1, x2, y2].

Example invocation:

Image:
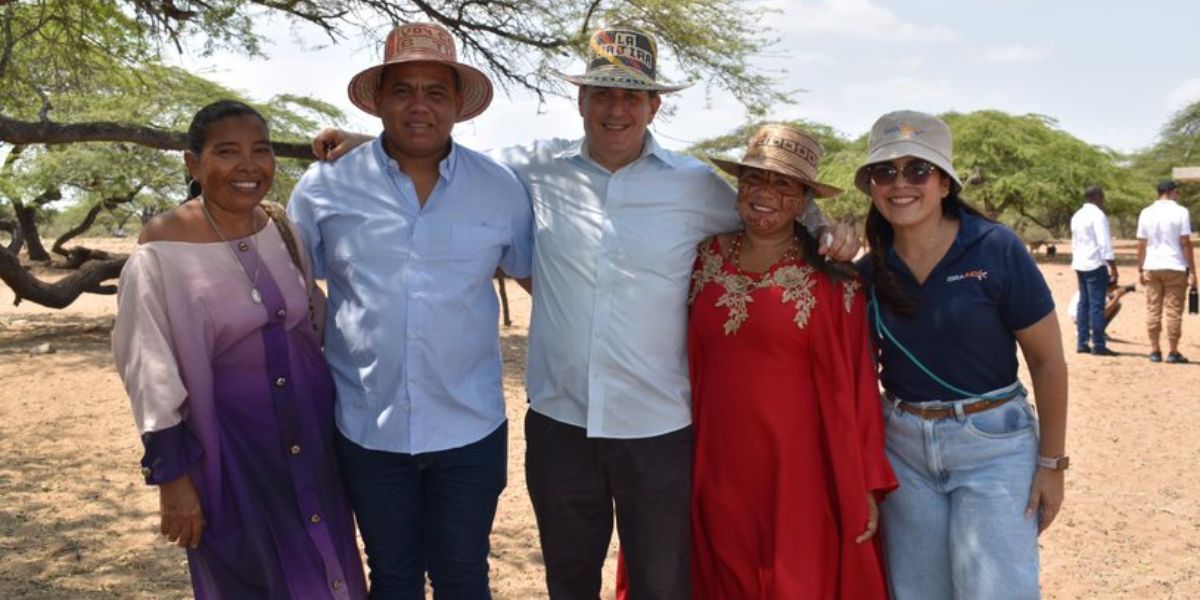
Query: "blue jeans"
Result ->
[[1076, 266, 1109, 350], [879, 386, 1040, 600], [336, 423, 507, 600]]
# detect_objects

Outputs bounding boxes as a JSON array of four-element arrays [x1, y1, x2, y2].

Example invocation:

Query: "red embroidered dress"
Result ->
[[687, 236, 896, 599]]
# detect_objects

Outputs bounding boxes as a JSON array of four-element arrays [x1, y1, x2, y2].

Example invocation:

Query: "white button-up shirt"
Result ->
[[1137, 198, 1193, 271], [1070, 202, 1114, 272], [496, 135, 826, 438]]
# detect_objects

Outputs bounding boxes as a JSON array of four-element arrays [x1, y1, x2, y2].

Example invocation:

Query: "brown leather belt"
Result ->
[[885, 390, 1020, 420]]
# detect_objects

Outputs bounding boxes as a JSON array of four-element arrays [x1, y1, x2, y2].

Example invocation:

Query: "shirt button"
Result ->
[[310, 513, 321, 524], [290, 445, 301, 455], [141, 467, 152, 478], [238, 241, 250, 252], [332, 579, 343, 590], [275, 308, 287, 319], [275, 377, 287, 388]]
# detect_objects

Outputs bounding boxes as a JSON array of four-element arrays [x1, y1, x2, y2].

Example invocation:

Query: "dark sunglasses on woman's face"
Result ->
[[867, 160, 938, 186]]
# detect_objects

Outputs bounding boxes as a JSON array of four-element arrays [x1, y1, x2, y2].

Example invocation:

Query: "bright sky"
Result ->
[[175, 0, 1200, 155]]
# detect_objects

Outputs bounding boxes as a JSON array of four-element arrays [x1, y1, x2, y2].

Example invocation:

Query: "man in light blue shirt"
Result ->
[[287, 23, 533, 598]]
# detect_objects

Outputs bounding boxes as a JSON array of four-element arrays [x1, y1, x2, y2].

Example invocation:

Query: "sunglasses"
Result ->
[[867, 160, 938, 186]]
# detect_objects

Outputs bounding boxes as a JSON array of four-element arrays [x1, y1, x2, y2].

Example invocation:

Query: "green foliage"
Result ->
[[1129, 98, 1200, 223], [591, 0, 783, 115], [0, 1, 346, 242], [943, 111, 1141, 237]]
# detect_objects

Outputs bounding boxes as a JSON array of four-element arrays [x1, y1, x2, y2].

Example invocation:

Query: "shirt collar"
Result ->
[[372, 134, 460, 181], [556, 132, 682, 170], [885, 211, 993, 276]]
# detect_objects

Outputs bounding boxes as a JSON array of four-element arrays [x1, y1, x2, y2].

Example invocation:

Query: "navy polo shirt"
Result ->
[[857, 213, 1055, 402]]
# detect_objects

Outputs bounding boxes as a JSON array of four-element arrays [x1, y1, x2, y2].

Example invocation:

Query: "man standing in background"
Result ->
[[1070, 185, 1118, 355], [1137, 179, 1196, 363]]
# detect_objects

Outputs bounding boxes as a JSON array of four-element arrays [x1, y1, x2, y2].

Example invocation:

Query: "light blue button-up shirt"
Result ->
[[288, 138, 533, 453], [495, 135, 742, 438]]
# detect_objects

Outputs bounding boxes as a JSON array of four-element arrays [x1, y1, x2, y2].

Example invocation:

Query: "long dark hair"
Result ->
[[185, 100, 270, 198], [864, 191, 990, 316]]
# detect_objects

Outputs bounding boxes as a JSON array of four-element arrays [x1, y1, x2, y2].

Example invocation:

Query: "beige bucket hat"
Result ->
[[854, 110, 963, 195]]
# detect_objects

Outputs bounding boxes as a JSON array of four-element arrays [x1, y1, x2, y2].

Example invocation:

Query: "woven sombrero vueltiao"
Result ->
[[347, 22, 494, 122], [554, 28, 691, 93]]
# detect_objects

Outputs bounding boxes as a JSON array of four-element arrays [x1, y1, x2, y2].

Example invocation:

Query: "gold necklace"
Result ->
[[729, 230, 802, 271], [201, 199, 262, 304]]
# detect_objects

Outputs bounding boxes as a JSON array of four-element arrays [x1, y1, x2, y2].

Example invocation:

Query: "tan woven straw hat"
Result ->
[[711, 124, 843, 198], [347, 22, 494, 122]]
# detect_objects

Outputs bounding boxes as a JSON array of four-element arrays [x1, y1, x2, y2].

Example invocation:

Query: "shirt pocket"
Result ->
[[425, 223, 508, 280]]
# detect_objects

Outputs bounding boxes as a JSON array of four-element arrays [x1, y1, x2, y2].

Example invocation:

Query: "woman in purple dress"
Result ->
[[113, 100, 367, 599]]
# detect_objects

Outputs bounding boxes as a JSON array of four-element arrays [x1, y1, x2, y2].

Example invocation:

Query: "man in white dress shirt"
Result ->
[[1070, 185, 1118, 355]]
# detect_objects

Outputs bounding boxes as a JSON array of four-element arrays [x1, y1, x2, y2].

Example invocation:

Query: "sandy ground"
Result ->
[[1, 237, 1198, 598]]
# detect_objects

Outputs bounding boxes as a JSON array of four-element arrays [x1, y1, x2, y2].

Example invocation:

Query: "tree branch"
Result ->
[[0, 247, 125, 308], [0, 115, 315, 159], [52, 191, 135, 257], [1017, 205, 1055, 231]]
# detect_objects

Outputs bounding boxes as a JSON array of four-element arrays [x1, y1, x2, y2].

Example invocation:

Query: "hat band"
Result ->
[[744, 153, 818, 181]]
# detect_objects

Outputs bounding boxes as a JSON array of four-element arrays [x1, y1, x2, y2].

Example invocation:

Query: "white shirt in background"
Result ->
[[1070, 202, 1114, 272], [1137, 198, 1192, 272]]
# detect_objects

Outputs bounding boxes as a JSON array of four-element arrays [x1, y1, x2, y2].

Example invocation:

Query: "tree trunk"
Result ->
[[0, 247, 125, 308], [13, 202, 50, 261], [0, 219, 22, 254], [494, 268, 512, 327]]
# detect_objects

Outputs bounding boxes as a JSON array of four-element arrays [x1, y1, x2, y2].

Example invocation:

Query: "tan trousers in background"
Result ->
[[1145, 269, 1188, 347]]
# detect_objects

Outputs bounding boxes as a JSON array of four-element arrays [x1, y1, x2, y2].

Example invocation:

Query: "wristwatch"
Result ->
[[1037, 455, 1070, 471]]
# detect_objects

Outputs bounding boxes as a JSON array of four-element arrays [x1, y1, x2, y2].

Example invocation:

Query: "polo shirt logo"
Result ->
[[946, 269, 988, 283]]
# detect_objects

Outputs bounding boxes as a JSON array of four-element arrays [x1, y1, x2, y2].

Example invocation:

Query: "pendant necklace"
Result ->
[[201, 198, 263, 304], [729, 230, 802, 271]]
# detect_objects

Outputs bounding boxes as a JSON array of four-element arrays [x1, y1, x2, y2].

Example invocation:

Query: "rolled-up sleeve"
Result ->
[[112, 249, 203, 484]]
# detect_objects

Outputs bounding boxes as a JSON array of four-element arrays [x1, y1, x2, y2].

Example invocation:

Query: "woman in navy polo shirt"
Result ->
[[855, 111, 1068, 600]]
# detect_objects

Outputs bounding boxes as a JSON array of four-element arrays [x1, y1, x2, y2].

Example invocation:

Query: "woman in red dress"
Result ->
[[685, 123, 897, 599]]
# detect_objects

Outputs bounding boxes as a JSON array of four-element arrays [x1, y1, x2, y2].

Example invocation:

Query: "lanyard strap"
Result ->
[[868, 286, 1023, 401]]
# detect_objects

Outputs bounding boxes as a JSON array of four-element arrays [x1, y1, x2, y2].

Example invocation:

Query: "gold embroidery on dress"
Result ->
[[690, 238, 818, 334], [842, 278, 861, 313]]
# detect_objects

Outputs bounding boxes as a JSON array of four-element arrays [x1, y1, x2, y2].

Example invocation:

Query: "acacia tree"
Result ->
[[0, 6, 342, 306], [1, 0, 783, 149], [1130, 98, 1200, 225], [943, 111, 1142, 237]]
